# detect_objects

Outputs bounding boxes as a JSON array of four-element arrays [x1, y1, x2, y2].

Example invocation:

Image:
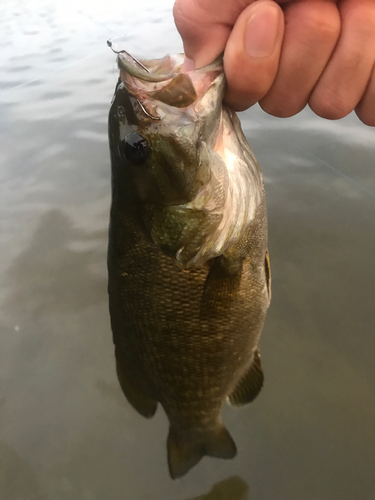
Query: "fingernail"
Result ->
[[245, 4, 280, 58]]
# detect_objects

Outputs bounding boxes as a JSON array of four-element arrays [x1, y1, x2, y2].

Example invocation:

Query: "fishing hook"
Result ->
[[136, 99, 161, 121], [107, 41, 160, 120], [107, 40, 150, 73]]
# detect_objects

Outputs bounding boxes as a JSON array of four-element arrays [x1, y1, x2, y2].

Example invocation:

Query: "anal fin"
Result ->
[[115, 347, 157, 418], [228, 348, 264, 406]]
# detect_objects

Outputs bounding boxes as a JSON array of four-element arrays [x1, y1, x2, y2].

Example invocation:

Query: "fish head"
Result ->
[[109, 52, 225, 206]]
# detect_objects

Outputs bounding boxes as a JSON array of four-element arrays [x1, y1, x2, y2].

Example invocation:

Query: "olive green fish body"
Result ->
[[108, 54, 271, 478]]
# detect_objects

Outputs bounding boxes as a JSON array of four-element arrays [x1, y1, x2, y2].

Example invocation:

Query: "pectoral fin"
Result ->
[[228, 349, 264, 406], [200, 255, 242, 319], [147, 205, 221, 267]]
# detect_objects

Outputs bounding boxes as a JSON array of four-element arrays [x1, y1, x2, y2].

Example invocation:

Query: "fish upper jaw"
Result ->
[[118, 52, 224, 120]]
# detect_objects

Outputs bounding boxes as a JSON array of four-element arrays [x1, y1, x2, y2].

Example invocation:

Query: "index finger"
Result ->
[[173, 0, 256, 67], [173, 0, 291, 67]]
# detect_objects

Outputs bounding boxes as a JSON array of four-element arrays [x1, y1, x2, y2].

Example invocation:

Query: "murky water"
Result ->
[[1, 1, 375, 499]]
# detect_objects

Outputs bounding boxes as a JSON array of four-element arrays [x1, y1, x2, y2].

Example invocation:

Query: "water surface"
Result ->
[[1, 1, 374, 499]]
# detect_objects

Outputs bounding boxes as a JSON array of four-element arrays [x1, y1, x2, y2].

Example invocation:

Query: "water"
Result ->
[[1, 1, 374, 498]]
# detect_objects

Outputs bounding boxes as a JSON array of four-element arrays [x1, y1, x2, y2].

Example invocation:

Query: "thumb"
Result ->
[[224, 1, 284, 110]]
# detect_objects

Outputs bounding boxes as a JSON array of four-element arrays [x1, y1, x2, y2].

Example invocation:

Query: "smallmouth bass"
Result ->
[[107, 48, 271, 479]]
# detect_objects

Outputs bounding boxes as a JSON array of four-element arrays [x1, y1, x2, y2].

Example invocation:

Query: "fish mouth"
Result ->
[[110, 45, 223, 112], [117, 50, 182, 83]]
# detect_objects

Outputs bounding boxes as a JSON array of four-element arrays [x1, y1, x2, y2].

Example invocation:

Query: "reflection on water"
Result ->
[[187, 476, 249, 500], [4, 210, 105, 319], [1, 0, 375, 499], [0, 442, 47, 500]]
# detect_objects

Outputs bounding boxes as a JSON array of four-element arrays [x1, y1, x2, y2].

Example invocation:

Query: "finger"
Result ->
[[355, 64, 375, 126], [173, 0, 292, 68], [223, 1, 284, 110], [309, 0, 375, 120], [174, 0, 263, 68], [259, 0, 340, 117], [173, 0, 230, 67]]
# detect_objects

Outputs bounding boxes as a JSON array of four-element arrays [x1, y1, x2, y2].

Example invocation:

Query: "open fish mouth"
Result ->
[[107, 40, 223, 115], [107, 40, 185, 82]]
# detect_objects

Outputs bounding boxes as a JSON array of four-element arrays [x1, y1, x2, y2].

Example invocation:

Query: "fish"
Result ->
[[107, 47, 271, 479]]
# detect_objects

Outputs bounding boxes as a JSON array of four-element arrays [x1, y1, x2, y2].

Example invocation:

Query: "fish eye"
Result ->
[[123, 132, 150, 166]]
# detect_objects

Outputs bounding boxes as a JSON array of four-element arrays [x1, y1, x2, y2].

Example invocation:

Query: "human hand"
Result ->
[[173, 0, 375, 126]]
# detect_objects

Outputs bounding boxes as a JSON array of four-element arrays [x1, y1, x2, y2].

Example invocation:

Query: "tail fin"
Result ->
[[167, 424, 237, 479]]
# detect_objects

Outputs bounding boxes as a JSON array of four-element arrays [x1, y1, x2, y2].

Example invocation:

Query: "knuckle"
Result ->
[[345, 4, 375, 40], [259, 96, 303, 118], [224, 63, 275, 107], [293, 4, 340, 43], [355, 106, 375, 127], [224, 78, 265, 111], [309, 87, 351, 120], [172, 1, 184, 26]]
